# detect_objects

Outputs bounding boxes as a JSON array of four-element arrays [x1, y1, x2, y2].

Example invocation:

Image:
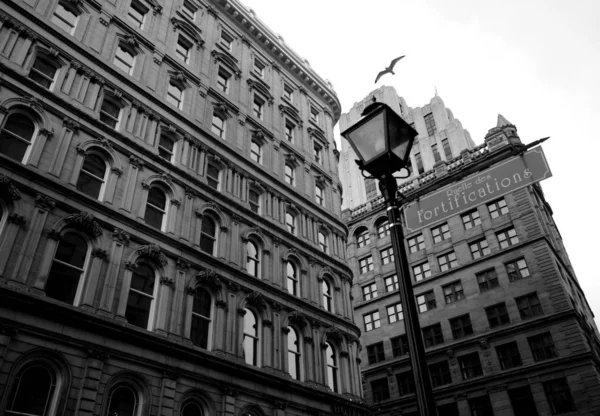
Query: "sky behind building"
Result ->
[[240, 0, 600, 323]]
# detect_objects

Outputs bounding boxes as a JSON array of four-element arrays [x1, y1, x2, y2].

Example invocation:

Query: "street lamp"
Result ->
[[342, 101, 437, 416]]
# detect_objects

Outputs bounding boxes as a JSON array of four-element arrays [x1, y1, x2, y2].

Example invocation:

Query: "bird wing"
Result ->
[[388, 55, 405, 70], [374, 69, 389, 83]]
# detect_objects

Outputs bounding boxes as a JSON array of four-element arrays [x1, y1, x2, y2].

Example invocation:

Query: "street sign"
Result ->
[[403, 146, 552, 233]]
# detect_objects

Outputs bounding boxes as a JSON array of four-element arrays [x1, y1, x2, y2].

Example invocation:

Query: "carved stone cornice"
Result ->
[[138, 244, 168, 266], [112, 228, 131, 244], [35, 194, 56, 210], [65, 212, 102, 237]]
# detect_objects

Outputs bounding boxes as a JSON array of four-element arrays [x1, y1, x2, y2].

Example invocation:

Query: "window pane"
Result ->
[[191, 314, 210, 349], [8, 364, 55, 416], [130, 264, 154, 294], [125, 290, 152, 328], [108, 386, 137, 416], [182, 402, 203, 416]]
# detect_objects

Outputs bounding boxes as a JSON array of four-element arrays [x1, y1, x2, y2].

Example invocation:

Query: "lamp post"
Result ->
[[342, 101, 437, 416]]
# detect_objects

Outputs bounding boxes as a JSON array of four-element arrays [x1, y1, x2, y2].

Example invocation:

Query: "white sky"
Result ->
[[239, 0, 600, 324]]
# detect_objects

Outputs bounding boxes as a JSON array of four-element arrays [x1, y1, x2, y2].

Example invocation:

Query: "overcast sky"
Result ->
[[239, 0, 600, 323]]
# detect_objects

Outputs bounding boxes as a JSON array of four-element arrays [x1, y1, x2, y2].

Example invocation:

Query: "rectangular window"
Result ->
[[128, 0, 147, 28], [114, 45, 136, 75], [449, 314, 473, 339], [516, 292, 543, 319], [506, 258, 530, 282], [422, 323, 444, 347], [470, 238, 490, 260], [488, 198, 509, 218], [211, 114, 226, 138], [543, 378, 576, 414], [497, 227, 519, 249], [387, 303, 403, 323], [176, 36, 192, 64], [380, 247, 394, 265], [283, 83, 294, 102], [384, 274, 398, 292], [396, 372, 415, 396], [362, 283, 378, 301], [462, 209, 481, 229], [429, 361, 452, 387], [377, 220, 390, 238], [363, 311, 381, 332], [356, 229, 370, 248], [370, 378, 390, 402], [438, 251, 457, 272], [167, 83, 183, 109], [313, 142, 323, 164], [52, 2, 79, 34], [220, 31, 233, 51], [217, 67, 231, 94], [442, 280, 464, 304], [458, 352, 483, 380], [407, 234, 425, 253], [29, 57, 58, 90], [250, 141, 262, 163], [253, 58, 265, 78], [413, 262, 431, 282], [99, 99, 121, 129], [442, 138, 452, 159], [431, 223, 450, 243], [417, 291, 436, 313], [431, 144, 441, 163], [391, 335, 408, 357], [415, 152, 424, 174], [424, 112, 436, 136], [476, 269, 499, 292], [485, 302, 510, 328], [508, 386, 538, 416], [253, 94, 265, 120], [310, 106, 320, 124], [158, 136, 175, 162], [359, 256, 374, 273], [468, 396, 493, 416], [182, 0, 197, 20], [496, 341, 522, 370], [285, 119, 295, 142], [528, 332, 557, 361], [249, 189, 260, 214], [366, 342, 385, 364]]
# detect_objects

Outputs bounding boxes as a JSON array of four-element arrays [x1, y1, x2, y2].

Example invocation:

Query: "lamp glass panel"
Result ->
[[345, 112, 386, 163]]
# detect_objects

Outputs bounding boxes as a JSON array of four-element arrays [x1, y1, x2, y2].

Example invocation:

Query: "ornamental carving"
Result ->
[[324, 327, 344, 343], [196, 268, 223, 289], [0, 174, 21, 200], [7, 213, 26, 225], [35, 194, 56, 210], [215, 300, 227, 308], [92, 248, 109, 260], [246, 291, 267, 311], [65, 212, 102, 237], [288, 311, 307, 328], [138, 244, 168, 266], [124, 261, 138, 271], [160, 276, 175, 287], [176, 258, 190, 271], [47, 229, 62, 241], [281, 326, 290, 334], [63, 117, 80, 131], [304, 336, 313, 344], [86, 348, 109, 361], [112, 228, 130, 244], [263, 319, 273, 328]]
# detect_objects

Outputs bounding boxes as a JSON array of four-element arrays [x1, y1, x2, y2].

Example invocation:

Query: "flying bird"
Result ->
[[374, 55, 405, 83]]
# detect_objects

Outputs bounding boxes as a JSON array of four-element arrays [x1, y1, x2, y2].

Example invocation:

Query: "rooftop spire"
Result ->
[[497, 114, 513, 127]]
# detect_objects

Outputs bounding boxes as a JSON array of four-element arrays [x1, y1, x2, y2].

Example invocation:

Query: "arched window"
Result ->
[[45, 232, 89, 305], [287, 327, 301, 380], [286, 262, 298, 296], [322, 279, 333, 312], [199, 216, 217, 255], [246, 241, 260, 277], [326, 343, 339, 392], [0, 112, 36, 162], [318, 231, 328, 253], [76, 153, 108, 199], [181, 400, 204, 416], [248, 189, 261, 214], [376, 218, 391, 238], [106, 385, 138, 416], [285, 212, 296, 235], [355, 227, 370, 248], [125, 263, 157, 329], [191, 288, 212, 349], [145, 187, 167, 230], [6, 363, 57, 416], [243, 308, 259, 366], [167, 82, 184, 110]]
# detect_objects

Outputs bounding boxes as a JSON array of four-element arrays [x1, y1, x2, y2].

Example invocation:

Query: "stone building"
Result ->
[[342, 92, 600, 414], [0, 1, 366, 415]]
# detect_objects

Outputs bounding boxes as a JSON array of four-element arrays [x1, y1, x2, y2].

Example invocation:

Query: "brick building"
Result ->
[[342, 91, 600, 415], [0, 1, 366, 415]]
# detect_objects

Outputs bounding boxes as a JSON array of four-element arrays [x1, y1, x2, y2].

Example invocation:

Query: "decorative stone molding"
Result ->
[[86, 348, 109, 361], [340, 351, 350, 358], [237, 308, 247, 316], [221, 386, 238, 397], [92, 248, 109, 260], [65, 212, 102, 237], [7, 213, 26, 226], [324, 327, 344, 343], [129, 155, 144, 169], [0, 174, 21, 201], [112, 228, 130, 244], [35, 194, 56, 210], [138, 244, 168, 266], [215, 300, 227, 309], [176, 258, 190, 271], [63, 117, 80, 131], [304, 336, 313, 344], [160, 276, 175, 287], [288, 311, 307, 328], [281, 326, 290, 334], [227, 281, 241, 293], [47, 229, 62, 241], [195, 268, 223, 289], [263, 319, 273, 328], [124, 261, 138, 271], [246, 291, 267, 311]]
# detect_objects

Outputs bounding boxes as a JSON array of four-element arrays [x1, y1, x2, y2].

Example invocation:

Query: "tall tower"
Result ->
[[343, 91, 600, 414], [339, 86, 475, 210], [0, 1, 365, 415]]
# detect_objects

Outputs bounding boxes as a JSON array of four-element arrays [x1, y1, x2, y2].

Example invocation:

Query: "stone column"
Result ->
[[213, 299, 228, 351], [0, 213, 26, 276], [262, 247, 271, 281], [280, 326, 290, 375], [262, 318, 274, 369], [104, 167, 122, 205], [340, 350, 350, 394], [167, 199, 180, 235], [98, 229, 130, 316], [11, 194, 55, 285], [80, 248, 109, 310], [230, 216, 240, 266], [304, 335, 315, 382], [120, 156, 143, 212], [49, 118, 80, 178], [74, 349, 108, 416], [271, 238, 282, 288]]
